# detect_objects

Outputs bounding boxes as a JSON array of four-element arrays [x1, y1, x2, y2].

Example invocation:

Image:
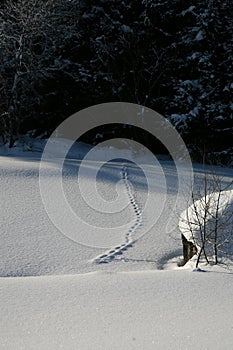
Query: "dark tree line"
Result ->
[[0, 0, 232, 164]]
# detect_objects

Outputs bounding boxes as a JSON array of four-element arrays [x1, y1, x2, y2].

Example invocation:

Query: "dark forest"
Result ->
[[0, 0, 232, 164]]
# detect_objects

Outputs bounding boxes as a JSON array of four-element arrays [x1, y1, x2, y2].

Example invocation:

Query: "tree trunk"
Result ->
[[181, 234, 197, 264]]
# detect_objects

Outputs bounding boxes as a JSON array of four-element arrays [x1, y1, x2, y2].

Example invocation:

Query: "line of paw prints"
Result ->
[[93, 166, 142, 264]]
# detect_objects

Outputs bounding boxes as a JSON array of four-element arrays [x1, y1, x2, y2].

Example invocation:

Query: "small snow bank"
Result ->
[[179, 189, 233, 268], [0, 135, 93, 160], [179, 190, 233, 243], [0, 135, 46, 156], [0, 135, 170, 164]]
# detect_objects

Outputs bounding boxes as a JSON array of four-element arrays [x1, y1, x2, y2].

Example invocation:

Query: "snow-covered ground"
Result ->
[[0, 141, 233, 349], [1, 270, 233, 350]]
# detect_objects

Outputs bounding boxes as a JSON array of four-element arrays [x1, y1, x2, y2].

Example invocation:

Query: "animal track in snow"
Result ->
[[93, 166, 142, 264]]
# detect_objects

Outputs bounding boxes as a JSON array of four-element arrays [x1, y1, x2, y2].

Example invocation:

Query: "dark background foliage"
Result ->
[[0, 0, 232, 163]]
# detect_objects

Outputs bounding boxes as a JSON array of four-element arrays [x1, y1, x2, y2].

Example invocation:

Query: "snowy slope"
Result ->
[[0, 143, 233, 349]]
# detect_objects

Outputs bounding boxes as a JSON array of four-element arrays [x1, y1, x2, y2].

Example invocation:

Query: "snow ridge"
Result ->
[[93, 165, 142, 264]]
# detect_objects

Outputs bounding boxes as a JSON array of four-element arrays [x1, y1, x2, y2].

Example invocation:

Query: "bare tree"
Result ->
[[0, 0, 51, 145], [0, 0, 81, 146]]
